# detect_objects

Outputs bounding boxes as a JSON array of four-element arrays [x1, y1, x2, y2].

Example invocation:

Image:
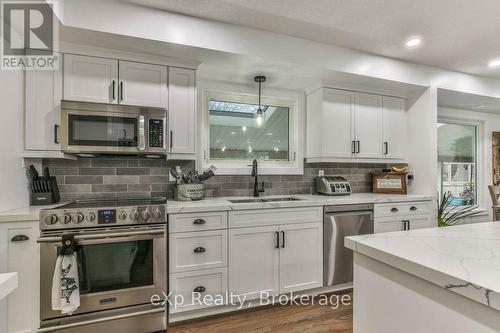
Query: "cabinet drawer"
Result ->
[[229, 206, 323, 228], [375, 214, 434, 233], [169, 211, 228, 233], [169, 230, 228, 273], [374, 201, 431, 218], [169, 268, 228, 313]]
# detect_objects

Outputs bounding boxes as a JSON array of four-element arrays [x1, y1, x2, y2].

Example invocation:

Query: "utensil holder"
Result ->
[[174, 184, 205, 201]]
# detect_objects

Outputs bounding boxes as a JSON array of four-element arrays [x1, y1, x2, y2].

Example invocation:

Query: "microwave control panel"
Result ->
[[148, 119, 164, 148]]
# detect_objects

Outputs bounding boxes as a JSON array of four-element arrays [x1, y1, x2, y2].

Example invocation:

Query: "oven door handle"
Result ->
[[37, 229, 165, 243], [37, 306, 165, 333], [138, 115, 146, 151]]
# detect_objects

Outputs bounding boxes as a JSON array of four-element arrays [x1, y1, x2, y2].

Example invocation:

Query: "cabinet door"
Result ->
[[354, 92, 383, 158], [383, 96, 406, 159], [5, 222, 39, 333], [322, 89, 355, 158], [118, 61, 167, 107], [63, 54, 118, 104], [168, 67, 196, 154], [408, 215, 434, 230], [279, 222, 323, 293], [229, 226, 279, 300], [374, 220, 405, 233], [25, 56, 62, 151]]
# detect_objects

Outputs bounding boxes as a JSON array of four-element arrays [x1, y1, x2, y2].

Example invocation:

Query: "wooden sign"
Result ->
[[372, 172, 407, 194]]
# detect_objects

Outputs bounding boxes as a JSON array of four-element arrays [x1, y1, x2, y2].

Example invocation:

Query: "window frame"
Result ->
[[437, 117, 483, 208], [200, 90, 302, 175]]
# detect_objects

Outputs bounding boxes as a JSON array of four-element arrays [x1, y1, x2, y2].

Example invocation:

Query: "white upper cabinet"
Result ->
[[118, 61, 167, 107], [168, 67, 196, 155], [382, 96, 407, 160], [306, 87, 407, 162], [354, 92, 383, 158], [25, 54, 62, 151], [63, 54, 118, 104]]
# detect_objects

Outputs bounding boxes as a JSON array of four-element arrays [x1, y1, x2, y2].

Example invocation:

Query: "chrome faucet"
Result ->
[[252, 159, 265, 197]]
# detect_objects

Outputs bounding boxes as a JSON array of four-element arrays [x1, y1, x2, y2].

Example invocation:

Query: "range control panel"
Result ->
[[148, 119, 164, 148]]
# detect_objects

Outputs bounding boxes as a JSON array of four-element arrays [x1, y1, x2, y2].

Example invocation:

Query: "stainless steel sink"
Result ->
[[228, 197, 303, 203], [228, 198, 266, 203]]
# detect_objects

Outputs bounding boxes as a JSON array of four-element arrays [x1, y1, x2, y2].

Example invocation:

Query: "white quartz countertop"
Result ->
[[0, 203, 63, 223], [346, 222, 500, 312], [166, 193, 432, 213], [0, 272, 18, 300]]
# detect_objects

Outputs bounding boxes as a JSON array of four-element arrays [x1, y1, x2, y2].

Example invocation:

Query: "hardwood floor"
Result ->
[[167, 292, 353, 333]]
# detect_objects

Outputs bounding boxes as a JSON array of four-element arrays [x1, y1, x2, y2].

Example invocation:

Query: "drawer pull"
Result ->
[[11, 234, 29, 242], [193, 286, 206, 293], [410, 206, 417, 211], [193, 219, 206, 225], [391, 208, 399, 212], [193, 247, 206, 253]]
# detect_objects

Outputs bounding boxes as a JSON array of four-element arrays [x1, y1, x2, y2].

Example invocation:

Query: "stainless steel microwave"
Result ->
[[60, 101, 167, 155]]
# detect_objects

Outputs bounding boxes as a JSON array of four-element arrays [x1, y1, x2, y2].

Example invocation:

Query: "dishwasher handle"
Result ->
[[324, 210, 374, 218]]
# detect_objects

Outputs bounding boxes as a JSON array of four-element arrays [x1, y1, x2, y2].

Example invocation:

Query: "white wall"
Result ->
[[438, 107, 500, 222], [0, 69, 29, 211]]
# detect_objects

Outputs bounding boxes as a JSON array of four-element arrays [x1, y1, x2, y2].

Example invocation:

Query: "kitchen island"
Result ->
[[346, 222, 500, 333]]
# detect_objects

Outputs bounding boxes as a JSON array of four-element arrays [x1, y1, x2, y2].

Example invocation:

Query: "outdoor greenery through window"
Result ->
[[437, 122, 477, 206], [209, 99, 290, 161]]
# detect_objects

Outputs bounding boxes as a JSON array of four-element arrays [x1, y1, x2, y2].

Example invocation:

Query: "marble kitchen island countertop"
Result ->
[[346, 222, 500, 312], [166, 193, 433, 213], [0, 272, 18, 301]]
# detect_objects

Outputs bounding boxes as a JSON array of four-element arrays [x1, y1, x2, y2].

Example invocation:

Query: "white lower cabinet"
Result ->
[[0, 220, 39, 333], [374, 200, 434, 233], [228, 222, 323, 300], [228, 226, 280, 300], [169, 268, 228, 314]]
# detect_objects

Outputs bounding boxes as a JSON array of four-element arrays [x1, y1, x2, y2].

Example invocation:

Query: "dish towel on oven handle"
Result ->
[[52, 234, 80, 315]]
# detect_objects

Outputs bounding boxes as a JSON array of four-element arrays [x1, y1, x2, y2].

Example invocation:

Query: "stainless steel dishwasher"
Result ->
[[324, 204, 374, 286]]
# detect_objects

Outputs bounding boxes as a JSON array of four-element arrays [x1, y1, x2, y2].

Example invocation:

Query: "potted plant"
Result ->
[[437, 191, 482, 227]]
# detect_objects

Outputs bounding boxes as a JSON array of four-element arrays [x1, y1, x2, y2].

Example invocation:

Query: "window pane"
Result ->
[[209, 99, 289, 161], [437, 122, 477, 206]]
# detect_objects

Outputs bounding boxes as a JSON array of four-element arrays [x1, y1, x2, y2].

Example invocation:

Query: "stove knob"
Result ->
[[118, 211, 128, 220], [45, 214, 58, 225], [141, 210, 151, 221], [76, 213, 85, 223], [61, 213, 72, 224], [87, 212, 96, 222], [152, 209, 162, 219], [130, 210, 139, 221]]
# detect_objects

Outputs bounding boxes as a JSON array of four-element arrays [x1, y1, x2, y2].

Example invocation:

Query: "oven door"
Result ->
[[61, 110, 146, 154], [39, 226, 166, 321]]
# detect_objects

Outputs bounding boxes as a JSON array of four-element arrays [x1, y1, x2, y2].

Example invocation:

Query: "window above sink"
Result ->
[[200, 88, 304, 175]]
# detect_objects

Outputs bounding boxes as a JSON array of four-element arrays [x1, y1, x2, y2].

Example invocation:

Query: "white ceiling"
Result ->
[[438, 89, 500, 113], [123, 0, 500, 79]]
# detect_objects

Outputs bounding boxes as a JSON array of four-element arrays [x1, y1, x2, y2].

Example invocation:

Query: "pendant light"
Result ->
[[254, 75, 266, 127]]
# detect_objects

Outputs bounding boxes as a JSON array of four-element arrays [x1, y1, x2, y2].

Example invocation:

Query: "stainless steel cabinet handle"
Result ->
[[193, 286, 206, 293], [384, 141, 388, 155], [351, 140, 356, 154], [275, 231, 280, 249], [356, 141, 360, 154], [11, 234, 29, 242], [281, 231, 285, 248], [112, 80, 116, 100], [120, 81, 124, 101], [410, 206, 417, 211], [193, 247, 206, 253], [401, 220, 406, 231], [170, 130, 173, 149], [193, 219, 206, 225], [391, 207, 399, 212]]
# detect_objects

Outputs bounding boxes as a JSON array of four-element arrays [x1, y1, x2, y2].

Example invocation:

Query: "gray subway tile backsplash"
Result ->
[[42, 157, 400, 202]]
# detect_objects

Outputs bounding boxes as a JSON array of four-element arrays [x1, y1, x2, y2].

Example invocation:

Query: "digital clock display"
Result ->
[[98, 209, 116, 224]]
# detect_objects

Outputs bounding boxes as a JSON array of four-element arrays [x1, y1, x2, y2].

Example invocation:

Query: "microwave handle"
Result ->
[[138, 115, 146, 151]]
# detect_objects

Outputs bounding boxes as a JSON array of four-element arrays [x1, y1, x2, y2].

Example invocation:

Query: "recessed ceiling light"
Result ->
[[405, 37, 422, 48], [488, 59, 500, 68]]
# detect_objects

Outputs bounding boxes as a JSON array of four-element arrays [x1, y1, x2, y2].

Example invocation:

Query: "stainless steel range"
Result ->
[[37, 197, 167, 333]]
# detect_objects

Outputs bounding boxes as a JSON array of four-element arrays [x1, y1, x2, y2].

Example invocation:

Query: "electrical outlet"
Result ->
[[318, 170, 324, 177]]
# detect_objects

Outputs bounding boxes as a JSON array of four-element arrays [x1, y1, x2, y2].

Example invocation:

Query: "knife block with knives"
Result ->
[[26, 165, 60, 205]]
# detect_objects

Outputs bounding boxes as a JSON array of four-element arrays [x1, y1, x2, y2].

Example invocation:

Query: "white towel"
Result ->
[[52, 252, 80, 315]]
